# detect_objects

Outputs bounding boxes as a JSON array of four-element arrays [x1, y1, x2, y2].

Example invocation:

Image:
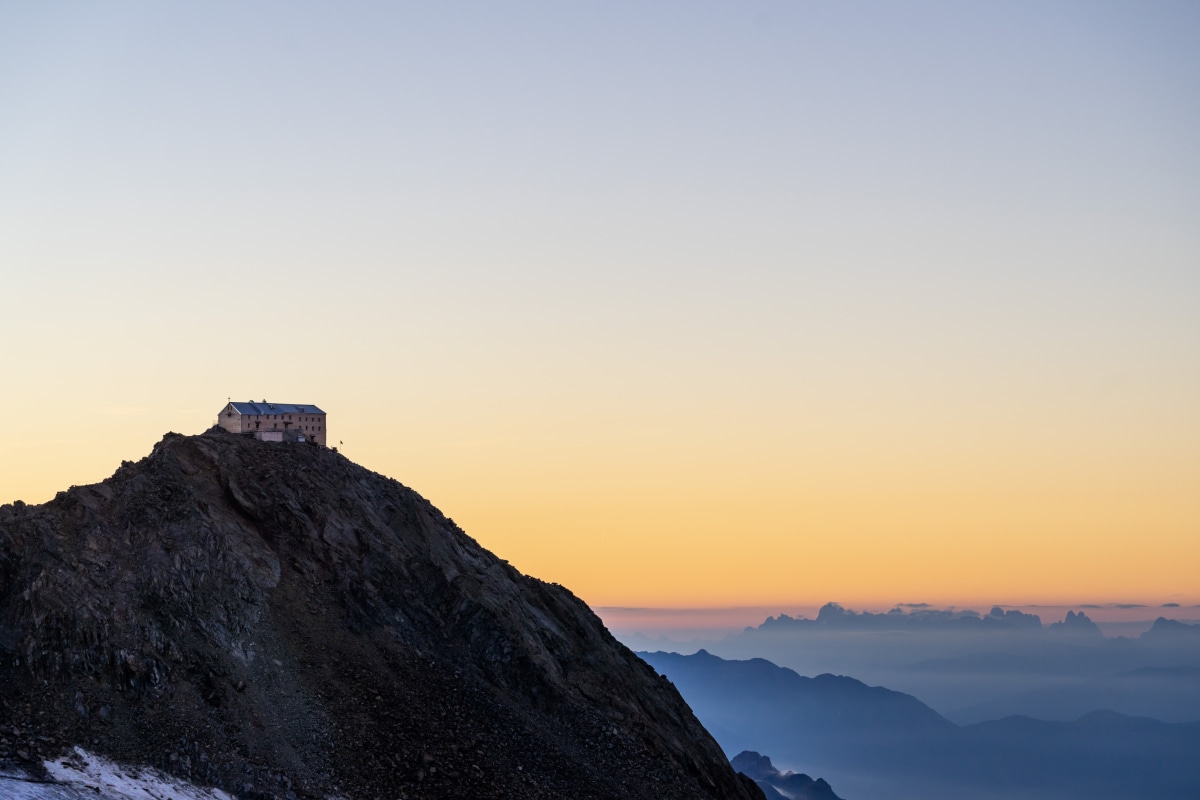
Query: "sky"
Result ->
[[2, 1, 1197, 611]]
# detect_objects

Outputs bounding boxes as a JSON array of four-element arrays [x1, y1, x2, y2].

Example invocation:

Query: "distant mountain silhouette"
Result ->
[[1141, 616, 1200, 642], [641, 649, 1200, 800], [1047, 609, 1104, 637], [755, 602, 1044, 633], [696, 604, 1200, 725], [730, 751, 842, 800], [747, 603, 1199, 643], [642, 649, 955, 780]]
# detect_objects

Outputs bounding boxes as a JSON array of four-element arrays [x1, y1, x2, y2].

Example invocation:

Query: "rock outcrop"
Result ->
[[730, 751, 842, 800], [1047, 610, 1104, 638], [0, 429, 762, 800]]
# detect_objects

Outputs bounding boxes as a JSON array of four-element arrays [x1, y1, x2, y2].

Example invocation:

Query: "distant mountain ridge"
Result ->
[[1046, 609, 1104, 636], [641, 649, 1200, 800], [684, 603, 1200, 725], [751, 602, 1169, 634], [1141, 616, 1200, 641], [642, 649, 954, 761]]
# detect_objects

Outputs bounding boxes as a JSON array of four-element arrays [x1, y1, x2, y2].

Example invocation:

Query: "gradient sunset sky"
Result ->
[[2, 2, 1197, 611]]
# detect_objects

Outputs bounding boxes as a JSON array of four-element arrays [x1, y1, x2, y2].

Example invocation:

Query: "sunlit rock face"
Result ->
[[0, 429, 760, 800]]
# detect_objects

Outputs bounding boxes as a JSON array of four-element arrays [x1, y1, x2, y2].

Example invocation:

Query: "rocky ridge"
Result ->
[[0, 429, 762, 800], [730, 751, 842, 800]]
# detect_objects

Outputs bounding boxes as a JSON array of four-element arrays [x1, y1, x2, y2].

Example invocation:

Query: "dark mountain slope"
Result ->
[[0, 429, 760, 800]]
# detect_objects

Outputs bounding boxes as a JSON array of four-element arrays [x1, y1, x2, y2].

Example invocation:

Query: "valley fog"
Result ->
[[606, 603, 1200, 723]]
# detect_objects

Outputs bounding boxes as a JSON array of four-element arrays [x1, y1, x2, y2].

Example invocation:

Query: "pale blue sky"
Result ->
[[2, 2, 1197, 605]]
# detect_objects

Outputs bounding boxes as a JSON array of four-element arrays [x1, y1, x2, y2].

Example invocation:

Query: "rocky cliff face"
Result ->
[[0, 429, 760, 800]]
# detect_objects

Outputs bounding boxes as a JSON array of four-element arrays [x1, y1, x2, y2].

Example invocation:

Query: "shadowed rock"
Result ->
[[0, 429, 761, 800], [731, 751, 843, 800]]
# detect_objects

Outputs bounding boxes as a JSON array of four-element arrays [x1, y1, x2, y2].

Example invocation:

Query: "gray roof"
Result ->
[[228, 401, 325, 415]]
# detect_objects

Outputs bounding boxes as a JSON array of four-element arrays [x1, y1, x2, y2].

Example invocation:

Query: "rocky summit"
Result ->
[[0, 429, 762, 800]]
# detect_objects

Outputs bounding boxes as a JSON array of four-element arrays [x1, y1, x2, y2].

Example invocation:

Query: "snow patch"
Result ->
[[0, 747, 238, 800]]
